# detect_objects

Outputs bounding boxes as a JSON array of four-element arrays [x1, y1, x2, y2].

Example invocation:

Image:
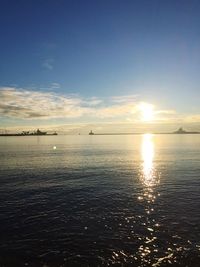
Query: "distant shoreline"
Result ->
[[0, 132, 200, 136], [0, 134, 58, 136], [0, 129, 57, 137], [89, 132, 200, 135]]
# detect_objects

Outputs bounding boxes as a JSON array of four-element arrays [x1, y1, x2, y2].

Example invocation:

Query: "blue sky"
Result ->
[[0, 0, 200, 132]]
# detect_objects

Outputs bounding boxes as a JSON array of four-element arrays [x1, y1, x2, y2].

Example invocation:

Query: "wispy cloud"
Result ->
[[82, 97, 103, 106], [111, 94, 138, 103], [185, 114, 200, 123], [42, 58, 54, 70], [95, 102, 137, 118], [50, 83, 60, 89]]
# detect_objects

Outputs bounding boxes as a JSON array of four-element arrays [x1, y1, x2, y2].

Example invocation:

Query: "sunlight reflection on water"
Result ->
[[141, 134, 159, 187], [137, 134, 163, 266]]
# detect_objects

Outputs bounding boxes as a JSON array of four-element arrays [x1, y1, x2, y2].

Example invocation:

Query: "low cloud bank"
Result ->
[[0, 87, 199, 126]]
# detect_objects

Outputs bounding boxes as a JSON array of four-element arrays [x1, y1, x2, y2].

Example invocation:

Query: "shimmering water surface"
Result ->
[[0, 134, 200, 267]]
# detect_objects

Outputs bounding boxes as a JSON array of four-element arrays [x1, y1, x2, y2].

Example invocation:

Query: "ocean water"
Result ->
[[0, 134, 199, 267]]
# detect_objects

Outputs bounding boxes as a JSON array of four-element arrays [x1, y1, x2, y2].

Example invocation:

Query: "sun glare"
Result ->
[[139, 102, 154, 122]]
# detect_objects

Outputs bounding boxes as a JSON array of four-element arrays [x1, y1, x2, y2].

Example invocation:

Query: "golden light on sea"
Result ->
[[141, 134, 155, 187]]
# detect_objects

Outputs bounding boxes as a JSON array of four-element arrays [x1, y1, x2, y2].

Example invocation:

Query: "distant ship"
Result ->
[[173, 127, 199, 134], [89, 130, 94, 135], [31, 129, 58, 136], [33, 129, 47, 135], [173, 127, 187, 134], [0, 129, 58, 136]]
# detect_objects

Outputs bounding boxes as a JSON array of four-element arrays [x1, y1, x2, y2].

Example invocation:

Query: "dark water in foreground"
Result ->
[[0, 134, 200, 267]]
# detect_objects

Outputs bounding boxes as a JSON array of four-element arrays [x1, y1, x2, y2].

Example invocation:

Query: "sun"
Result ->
[[139, 102, 154, 122]]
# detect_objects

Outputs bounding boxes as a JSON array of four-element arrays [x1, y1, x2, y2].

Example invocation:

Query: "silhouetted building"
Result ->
[[89, 130, 94, 135], [33, 129, 47, 135], [174, 127, 186, 134]]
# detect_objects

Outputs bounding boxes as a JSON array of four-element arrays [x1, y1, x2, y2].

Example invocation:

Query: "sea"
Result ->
[[0, 134, 199, 267]]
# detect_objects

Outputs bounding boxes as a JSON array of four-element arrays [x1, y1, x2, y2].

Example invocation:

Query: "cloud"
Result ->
[[155, 110, 176, 115], [0, 87, 139, 120], [184, 114, 200, 123], [50, 83, 60, 89], [95, 102, 137, 118], [0, 87, 90, 119], [0, 87, 199, 125], [42, 58, 54, 70], [152, 109, 178, 122], [111, 94, 138, 103], [82, 97, 103, 106]]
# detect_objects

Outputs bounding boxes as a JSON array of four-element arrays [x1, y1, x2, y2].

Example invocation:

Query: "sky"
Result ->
[[0, 0, 200, 133]]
